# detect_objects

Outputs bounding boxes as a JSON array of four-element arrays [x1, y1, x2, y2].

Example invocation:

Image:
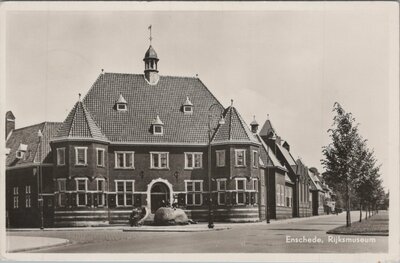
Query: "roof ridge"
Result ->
[[12, 122, 46, 132], [80, 102, 94, 138], [67, 102, 78, 138]]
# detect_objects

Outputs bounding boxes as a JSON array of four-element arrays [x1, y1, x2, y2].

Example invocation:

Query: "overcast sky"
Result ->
[[5, 4, 397, 189]]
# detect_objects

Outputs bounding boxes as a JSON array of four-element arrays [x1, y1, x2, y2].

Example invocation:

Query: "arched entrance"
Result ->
[[150, 182, 170, 213]]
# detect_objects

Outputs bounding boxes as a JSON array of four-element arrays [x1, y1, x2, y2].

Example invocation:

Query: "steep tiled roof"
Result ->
[[55, 99, 108, 142], [211, 106, 260, 145], [79, 73, 222, 144], [256, 134, 286, 170], [259, 119, 277, 138], [6, 122, 63, 167], [276, 143, 297, 166]]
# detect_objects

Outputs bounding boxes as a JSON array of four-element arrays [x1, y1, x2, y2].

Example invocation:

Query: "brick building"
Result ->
[[6, 44, 267, 227], [5, 42, 336, 227]]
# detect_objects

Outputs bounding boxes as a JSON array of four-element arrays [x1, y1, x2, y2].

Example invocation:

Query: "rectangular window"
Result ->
[[57, 148, 66, 166], [252, 150, 258, 168], [252, 179, 258, 204], [276, 184, 280, 206], [75, 147, 87, 166], [281, 185, 285, 207], [235, 149, 246, 167], [25, 195, 31, 208], [75, 178, 88, 206], [185, 152, 203, 169], [236, 178, 246, 205], [13, 186, 18, 195], [13, 196, 19, 209], [115, 180, 134, 207], [185, 180, 203, 206], [150, 152, 169, 169], [57, 179, 66, 192], [216, 150, 225, 167], [115, 151, 134, 169], [97, 148, 105, 167], [96, 178, 105, 207], [25, 185, 31, 194], [217, 179, 227, 205]]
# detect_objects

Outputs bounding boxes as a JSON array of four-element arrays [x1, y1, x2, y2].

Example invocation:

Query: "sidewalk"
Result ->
[[6, 236, 69, 253], [7, 213, 339, 232], [6, 213, 339, 252]]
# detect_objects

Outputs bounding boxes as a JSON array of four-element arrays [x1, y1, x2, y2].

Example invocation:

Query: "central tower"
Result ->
[[143, 25, 159, 85]]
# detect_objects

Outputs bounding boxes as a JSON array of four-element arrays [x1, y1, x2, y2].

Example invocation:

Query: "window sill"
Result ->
[[114, 167, 135, 170], [235, 165, 247, 168], [97, 165, 106, 168], [57, 164, 66, 167], [150, 168, 170, 170], [184, 167, 202, 170], [75, 164, 88, 167]]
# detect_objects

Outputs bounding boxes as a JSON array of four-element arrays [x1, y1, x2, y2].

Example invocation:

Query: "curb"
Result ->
[[7, 239, 71, 253], [326, 231, 389, 237], [122, 226, 231, 232]]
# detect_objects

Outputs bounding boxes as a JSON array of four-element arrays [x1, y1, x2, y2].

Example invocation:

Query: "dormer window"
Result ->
[[16, 144, 28, 159], [16, 151, 24, 159], [151, 115, 164, 135], [182, 96, 193, 115], [115, 94, 127, 111]]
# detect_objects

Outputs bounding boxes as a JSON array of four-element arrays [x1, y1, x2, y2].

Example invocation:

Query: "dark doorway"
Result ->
[[150, 183, 170, 213]]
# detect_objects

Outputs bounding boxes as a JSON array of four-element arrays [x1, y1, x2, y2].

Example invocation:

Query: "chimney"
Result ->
[[250, 116, 259, 133], [282, 141, 290, 152], [5, 111, 15, 139]]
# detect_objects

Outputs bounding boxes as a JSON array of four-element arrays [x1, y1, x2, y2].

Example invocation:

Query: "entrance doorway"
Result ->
[[150, 182, 170, 213]]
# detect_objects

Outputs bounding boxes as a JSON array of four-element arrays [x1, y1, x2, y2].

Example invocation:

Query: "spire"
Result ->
[[148, 25, 152, 45], [143, 26, 160, 85]]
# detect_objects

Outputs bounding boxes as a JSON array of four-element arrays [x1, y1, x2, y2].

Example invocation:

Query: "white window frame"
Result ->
[[185, 180, 203, 206], [252, 178, 258, 204], [117, 103, 127, 111], [234, 149, 246, 167], [96, 148, 105, 167], [75, 147, 88, 166], [25, 185, 31, 194], [184, 152, 203, 169], [217, 178, 227, 205], [281, 185, 285, 207], [13, 196, 19, 209], [75, 178, 88, 207], [57, 148, 66, 166], [183, 105, 193, 114], [153, 125, 164, 135], [150, 152, 169, 169], [13, 186, 18, 195], [235, 178, 246, 205], [115, 180, 135, 207], [114, 151, 135, 169], [57, 179, 67, 207], [16, 151, 24, 159], [252, 150, 258, 168], [25, 194, 31, 208], [216, 150, 226, 167], [96, 178, 106, 207]]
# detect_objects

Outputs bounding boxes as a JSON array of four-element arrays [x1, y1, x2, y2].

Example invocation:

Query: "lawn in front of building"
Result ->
[[327, 210, 388, 236]]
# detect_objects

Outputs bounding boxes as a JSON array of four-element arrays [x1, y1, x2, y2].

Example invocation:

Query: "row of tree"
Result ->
[[321, 102, 387, 227]]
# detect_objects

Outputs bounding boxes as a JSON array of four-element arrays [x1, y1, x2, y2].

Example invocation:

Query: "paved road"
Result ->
[[9, 211, 388, 253]]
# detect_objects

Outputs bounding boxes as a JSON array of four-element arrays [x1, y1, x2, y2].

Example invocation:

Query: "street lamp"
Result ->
[[37, 129, 44, 230], [207, 103, 225, 229]]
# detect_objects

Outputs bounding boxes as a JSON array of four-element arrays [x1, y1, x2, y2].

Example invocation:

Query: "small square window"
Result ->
[[183, 106, 193, 114], [16, 151, 24, 159], [117, 104, 127, 111], [153, 125, 163, 135]]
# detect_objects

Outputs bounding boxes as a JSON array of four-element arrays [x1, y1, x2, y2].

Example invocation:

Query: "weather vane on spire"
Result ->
[[148, 25, 152, 45]]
